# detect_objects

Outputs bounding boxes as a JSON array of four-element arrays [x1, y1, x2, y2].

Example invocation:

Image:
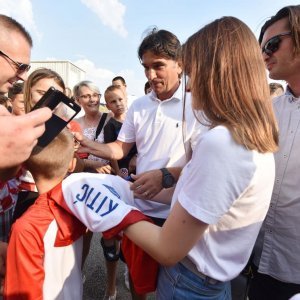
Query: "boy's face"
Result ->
[[112, 79, 127, 94], [105, 89, 126, 116], [11, 93, 25, 115]]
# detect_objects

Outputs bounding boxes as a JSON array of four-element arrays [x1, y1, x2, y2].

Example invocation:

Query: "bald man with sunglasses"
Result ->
[[0, 15, 51, 172], [248, 5, 300, 300]]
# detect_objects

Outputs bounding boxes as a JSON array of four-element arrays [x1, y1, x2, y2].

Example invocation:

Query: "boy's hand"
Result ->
[[96, 164, 114, 174], [73, 131, 83, 143]]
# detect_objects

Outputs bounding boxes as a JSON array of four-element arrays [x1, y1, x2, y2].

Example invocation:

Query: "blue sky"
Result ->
[[0, 0, 298, 98]]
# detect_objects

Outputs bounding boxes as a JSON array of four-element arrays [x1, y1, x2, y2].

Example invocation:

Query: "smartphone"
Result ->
[[31, 86, 81, 147]]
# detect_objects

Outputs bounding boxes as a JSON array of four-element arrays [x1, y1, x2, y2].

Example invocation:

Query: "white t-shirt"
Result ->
[[62, 173, 136, 232], [118, 86, 201, 218], [172, 126, 275, 281]]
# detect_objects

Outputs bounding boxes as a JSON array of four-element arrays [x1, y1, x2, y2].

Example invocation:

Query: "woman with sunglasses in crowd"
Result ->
[[98, 16, 279, 300]]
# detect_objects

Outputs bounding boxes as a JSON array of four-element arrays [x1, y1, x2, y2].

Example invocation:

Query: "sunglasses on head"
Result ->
[[0, 50, 31, 74], [262, 32, 291, 56]]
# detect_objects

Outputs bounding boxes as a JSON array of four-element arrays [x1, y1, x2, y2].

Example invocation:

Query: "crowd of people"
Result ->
[[0, 4, 299, 300]]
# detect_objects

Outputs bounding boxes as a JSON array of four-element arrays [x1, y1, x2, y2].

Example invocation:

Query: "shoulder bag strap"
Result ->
[[94, 113, 108, 140]]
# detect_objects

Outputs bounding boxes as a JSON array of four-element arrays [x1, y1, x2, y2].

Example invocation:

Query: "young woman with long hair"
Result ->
[[116, 16, 279, 300]]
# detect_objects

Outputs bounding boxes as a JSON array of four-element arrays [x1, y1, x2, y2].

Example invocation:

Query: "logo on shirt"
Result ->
[[74, 183, 119, 217]]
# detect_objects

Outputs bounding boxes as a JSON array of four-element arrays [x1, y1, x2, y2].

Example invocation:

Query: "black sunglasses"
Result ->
[[0, 50, 31, 74], [262, 32, 291, 56]]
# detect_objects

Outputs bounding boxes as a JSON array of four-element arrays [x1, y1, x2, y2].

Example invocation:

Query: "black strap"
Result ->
[[94, 113, 108, 140]]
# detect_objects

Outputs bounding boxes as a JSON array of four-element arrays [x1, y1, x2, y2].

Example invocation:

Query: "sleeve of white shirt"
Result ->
[[61, 173, 137, 232], [117, 103, 136, 143], [178, 126, 256, 224], [190, 120, 204, 151]]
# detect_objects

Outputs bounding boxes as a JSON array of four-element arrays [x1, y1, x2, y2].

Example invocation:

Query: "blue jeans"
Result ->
[[156, 263, 232, 300]]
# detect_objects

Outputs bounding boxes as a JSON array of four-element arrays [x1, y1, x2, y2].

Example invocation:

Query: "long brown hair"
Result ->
[[183, 17, 278, 153]]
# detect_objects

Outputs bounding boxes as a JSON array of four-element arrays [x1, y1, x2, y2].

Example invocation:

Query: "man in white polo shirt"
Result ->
[[76, 28, 200, 299]]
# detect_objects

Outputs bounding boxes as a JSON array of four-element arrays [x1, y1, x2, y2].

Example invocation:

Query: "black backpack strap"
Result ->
[[94, 113, 108, 140]]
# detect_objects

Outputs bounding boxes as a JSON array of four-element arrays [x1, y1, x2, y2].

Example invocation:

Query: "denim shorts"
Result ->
[[156, 263, 232, 300]]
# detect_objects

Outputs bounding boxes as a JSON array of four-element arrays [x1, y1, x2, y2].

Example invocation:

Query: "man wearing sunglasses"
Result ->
[[249, 5, 300, 300], [0, 14, 52, 284], [0, 15, 51, 171]]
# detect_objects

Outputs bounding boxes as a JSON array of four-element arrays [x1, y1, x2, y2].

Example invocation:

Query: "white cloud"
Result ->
[[0, 0, 42, 41], [81, 0, 127, 38], [73, 58, 144, 103], [73, 58, 115, 93]]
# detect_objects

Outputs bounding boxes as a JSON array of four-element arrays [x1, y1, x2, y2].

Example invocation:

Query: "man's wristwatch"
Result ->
[[160, 168, 175, 188]]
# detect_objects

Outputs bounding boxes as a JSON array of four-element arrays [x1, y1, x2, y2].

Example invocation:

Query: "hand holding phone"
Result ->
[[31, 87, 81, 147]]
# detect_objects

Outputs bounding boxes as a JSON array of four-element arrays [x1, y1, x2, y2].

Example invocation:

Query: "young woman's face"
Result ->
[[30, 78, 64, 107]]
